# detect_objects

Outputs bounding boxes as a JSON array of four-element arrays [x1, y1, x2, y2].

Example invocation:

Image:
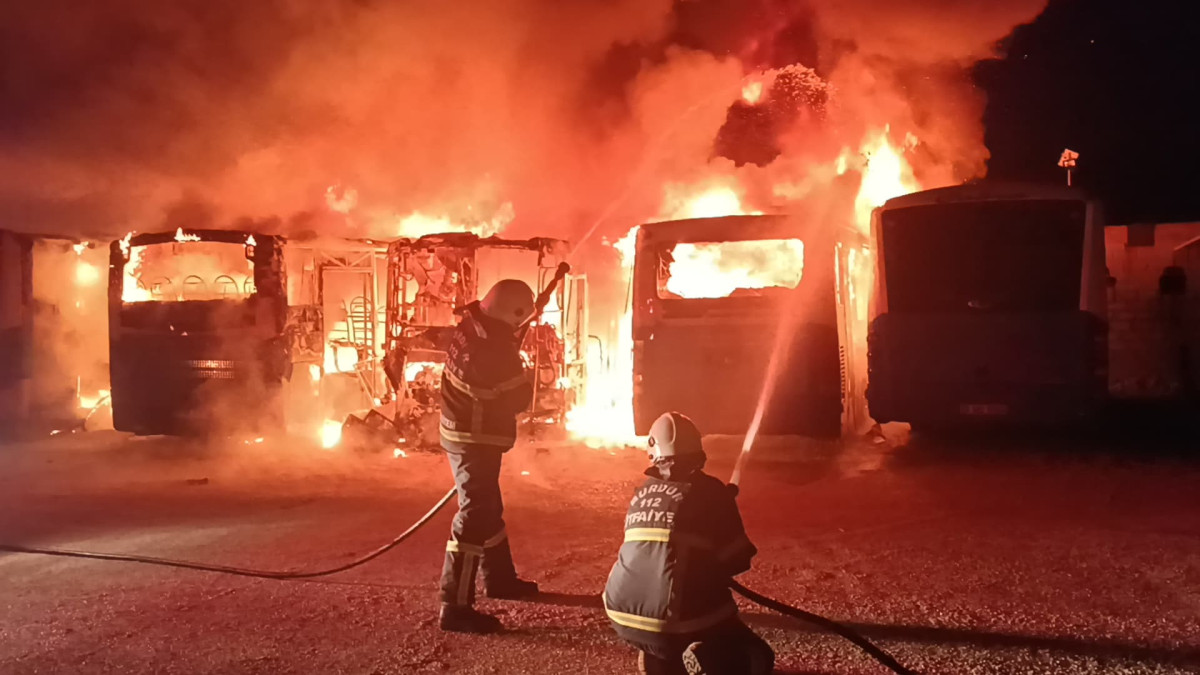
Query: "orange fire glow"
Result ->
[[75, 260, 101, 287], [741, 81, 764, 104], [664, 184, 760, 220], [664, 240, 805, 299], [563, 228, 640, 448], [563, 128, 920, 448], [853, 128, 921, 233], [121, 240, 254, 303], [320, 419, 343, 449]]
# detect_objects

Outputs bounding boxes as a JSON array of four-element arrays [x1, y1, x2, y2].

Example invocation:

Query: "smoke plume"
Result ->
[[1, 0, 1048, 242]]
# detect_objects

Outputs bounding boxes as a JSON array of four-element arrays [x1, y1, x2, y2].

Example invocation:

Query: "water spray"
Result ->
[[729, 285, 807, 488], [729, 320, 793, 488]]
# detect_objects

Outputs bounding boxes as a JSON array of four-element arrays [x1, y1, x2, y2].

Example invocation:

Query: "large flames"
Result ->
[[15, 0, 1048, 453], [854, 128, 922, 233], [564, 129, 920, 448], [664, 240, 805, 300], [120, 236, 255, 304]]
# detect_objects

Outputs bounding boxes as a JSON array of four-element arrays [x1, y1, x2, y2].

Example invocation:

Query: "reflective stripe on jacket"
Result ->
[[439, 304, 533, 452], [603, 470, 757, 637]]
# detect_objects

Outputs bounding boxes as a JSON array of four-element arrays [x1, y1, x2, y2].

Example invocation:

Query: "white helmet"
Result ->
[[480, 279, 536, 327], [648, 411, 704, 461]]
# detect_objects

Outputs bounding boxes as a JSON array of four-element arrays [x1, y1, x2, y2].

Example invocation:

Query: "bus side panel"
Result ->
[[633, 314, 843, 438]]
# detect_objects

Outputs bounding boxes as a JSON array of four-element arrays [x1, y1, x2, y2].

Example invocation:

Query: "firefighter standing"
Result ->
[[604, 412, 775, 675], [437, 279, 540, 633]]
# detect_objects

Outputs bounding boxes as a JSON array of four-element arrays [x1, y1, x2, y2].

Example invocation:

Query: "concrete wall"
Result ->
[[1105, 222, 1200, 398]]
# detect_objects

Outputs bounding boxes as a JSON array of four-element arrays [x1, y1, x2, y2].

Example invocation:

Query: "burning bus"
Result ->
[[630, 215, 870, 439], [108, 229, 292, 435], [866, 183, 1107, 428], [108, 227, 396, 437], [382, 233, 586, 448]]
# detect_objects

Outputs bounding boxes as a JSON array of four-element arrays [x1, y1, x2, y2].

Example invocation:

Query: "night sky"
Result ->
[[978, 0, 1200, 224]]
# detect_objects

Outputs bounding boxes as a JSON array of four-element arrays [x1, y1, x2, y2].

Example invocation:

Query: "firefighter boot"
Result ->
[[638, 650, 688, 675], [481, 538, 539, 599], [681, 642, 728, 675], [438, 604, 502, 634], [681, 639, 773, 675], [439, 543, 501, 633]]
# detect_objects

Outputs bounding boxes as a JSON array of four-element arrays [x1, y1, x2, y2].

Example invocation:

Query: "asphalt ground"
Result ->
[[2, 428, 1198, 674]]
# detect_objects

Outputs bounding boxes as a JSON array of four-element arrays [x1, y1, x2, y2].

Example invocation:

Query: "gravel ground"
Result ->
[[1, 428, 1199, 674]]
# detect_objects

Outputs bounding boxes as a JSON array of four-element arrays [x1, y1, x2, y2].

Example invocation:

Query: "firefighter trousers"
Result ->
[[439, 445, 520, 606]]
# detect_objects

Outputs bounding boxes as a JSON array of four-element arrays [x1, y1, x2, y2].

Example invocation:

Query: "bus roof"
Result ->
[[638, 214, 865, 246], [881, 182, 1093, 211], [388, 232, 567, 252]]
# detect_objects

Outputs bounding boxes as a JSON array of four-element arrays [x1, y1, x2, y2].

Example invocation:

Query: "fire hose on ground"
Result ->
[[0, 261, 917, 673], [0, 484, 916, 674]]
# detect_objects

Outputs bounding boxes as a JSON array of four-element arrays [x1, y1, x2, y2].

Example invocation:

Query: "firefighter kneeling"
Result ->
[[604, 412, 775, 675]]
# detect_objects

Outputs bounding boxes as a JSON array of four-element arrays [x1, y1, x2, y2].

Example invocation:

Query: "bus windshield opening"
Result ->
[[881, 200, 1086, 313], [656, 239, 805, 300], [123, 241, 255, 304]]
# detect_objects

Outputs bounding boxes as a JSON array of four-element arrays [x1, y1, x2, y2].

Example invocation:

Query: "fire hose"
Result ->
[[0, 262, 917, 673], [0, 488, 457, 580], [0, 485, 916, 674]]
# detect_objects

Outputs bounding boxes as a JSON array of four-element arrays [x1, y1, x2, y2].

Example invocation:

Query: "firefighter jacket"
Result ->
[[439, 303, 533, 452], [603, 468, 757, 637]]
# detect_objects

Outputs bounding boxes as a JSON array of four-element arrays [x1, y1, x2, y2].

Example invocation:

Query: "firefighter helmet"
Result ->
[[647, 411, 704, 461], [480, 279, 536, 327]]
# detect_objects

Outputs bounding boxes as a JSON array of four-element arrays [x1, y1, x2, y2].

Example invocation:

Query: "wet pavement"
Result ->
[[1, 428, 1198, 674]]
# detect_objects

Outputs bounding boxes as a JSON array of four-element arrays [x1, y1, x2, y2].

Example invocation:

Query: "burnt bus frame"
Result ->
[[383, 232, 581, 428], [107, 229, 289, 436]]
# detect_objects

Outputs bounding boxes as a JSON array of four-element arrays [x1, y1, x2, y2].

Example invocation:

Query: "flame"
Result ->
[[666, 185, 760, 220], [741, 81, 763, 104], [563, 232, 639, 449], [564, 185, 764, 448], [324, 342, 360, 373], [564, 131, 919, 449], [853, 128, 920, 233], [121, 240, 253, 303], [404, 360, 443, 382], [72, 242, 89, 255], [385, 202, 515, 239], [320, 420, 343, 449], [75, 260, 101, 287], [308, 364, 322, 383], [78, 389, 111, 410], [246, 234, 257, 247], [664, 240, 805, 299], [122, 245, 152, 302], [326, 185, 359, 214]]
